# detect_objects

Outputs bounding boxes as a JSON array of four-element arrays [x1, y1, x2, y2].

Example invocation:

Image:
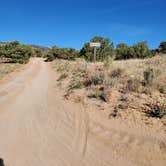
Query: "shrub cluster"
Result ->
[[1, 38, 165, 63], [45, 46, 79, 61], [156, 42, 166, 54], [127, 77, 141, 92], [146, 102, 166, 118], [46, 36, 165, 62], [116, 42, 154, 60], [79, 36, 114, 62], [143, 67, 161, 86], [127, 67, 163, 93], [0, 41, 33, 64]]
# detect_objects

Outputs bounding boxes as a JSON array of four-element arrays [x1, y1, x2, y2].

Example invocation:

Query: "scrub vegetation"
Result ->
[[52, 54, 166, 129], [0, 41, 45, 64], [45, 36, 166, 62]]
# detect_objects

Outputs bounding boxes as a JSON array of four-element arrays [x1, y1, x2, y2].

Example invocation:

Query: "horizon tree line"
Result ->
[[0, 37, 166, 63]]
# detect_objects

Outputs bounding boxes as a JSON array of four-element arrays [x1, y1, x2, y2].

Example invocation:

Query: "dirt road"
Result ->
[[0, 58, 165, 166]]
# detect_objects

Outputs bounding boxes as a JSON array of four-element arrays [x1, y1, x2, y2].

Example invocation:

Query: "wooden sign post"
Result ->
[[90, 42, 101, 62]]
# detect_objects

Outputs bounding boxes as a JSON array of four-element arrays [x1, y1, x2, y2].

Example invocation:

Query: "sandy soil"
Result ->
[[0, 58, 165, 166]]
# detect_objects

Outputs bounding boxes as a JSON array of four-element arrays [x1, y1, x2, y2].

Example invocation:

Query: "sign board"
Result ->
[[90, 42, 101, 48]]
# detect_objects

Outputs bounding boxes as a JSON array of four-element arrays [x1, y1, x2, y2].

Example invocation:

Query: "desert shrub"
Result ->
[[127, 77, 142, 92], [75, 57, 87, 62], [72, 67, 87, 78], [57, 73, 68, 81], [158, 42, 166, 53], [132, 42, 153, 59], [0, 41, 33, 64], [56, 62, 70, 73], [34, 48, 43, 57], [84, 72, 104, 87], [88, 87, 111, 102], [146, 102, 166, 118], [100, 87, 112, 102], [143, 67, 161, 86], [45, 46, 79, 61], [115, 42, 153, 60], [115, 43, 129, 60], [143, 67, 154, 86], [68, 79, 83, 90], [110, 68, 124, 78], [104, 56, 114, 69], [88, 89, 101, 99], [45, 53, 54, 61], [158, 84, 166, 94]]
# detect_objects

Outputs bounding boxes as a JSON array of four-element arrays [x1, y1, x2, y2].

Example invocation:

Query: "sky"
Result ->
[[0, 0, 165, 49]]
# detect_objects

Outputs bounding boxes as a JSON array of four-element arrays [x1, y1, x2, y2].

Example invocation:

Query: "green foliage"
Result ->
[[111, 68, 124, 78], [104, 55, 115, 69], [68, 79, 83, 90], [158, 84, 166, 94], [79, 36, 114, 62], [87, 88, 111, 102], [45, 46, 79, 61], [143, 67, 155, 86], [34, 48, 43, 57], [143, 67, 161, 86], [116, 43, 129, 60], [132, 42, 152, 59], [115, 42, 153, 60], [146, 102, 166, 118], [159, 42, 166, 53], [0, 41, 33, 64], [88, 89, 101, 99], [45, 52, 55, 61], [57, 73, 68, 81], [44, 37, 156, 62], [127, 77, 142, 92], [84, 72, 104, 87]]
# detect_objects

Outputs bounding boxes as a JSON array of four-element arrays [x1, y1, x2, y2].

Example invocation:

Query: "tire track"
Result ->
[[88, 120, 166, 165]]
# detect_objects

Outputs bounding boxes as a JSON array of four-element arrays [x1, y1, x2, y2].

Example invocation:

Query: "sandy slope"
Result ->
[[0, 58, 165, 166]]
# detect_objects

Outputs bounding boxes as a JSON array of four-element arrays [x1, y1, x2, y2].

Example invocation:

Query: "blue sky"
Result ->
[[0, 0, 165, 49]]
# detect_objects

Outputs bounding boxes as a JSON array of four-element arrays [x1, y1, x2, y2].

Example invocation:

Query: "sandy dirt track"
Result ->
[[0, 58, 165, 166]]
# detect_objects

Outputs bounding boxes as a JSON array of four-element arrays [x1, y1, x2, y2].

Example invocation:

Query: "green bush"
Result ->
[[127, 77, 142, 92], [116, 43, 129, 60], [143, 67, 161, 86], [0, 41, 33, 64], [158, 84, 166, 94], [146, 102, 166, 118], [79, 36, 114, 62], [68, 79, 83, 90], [45, 46, 79, 61], [45, 53, 54, 61], [84, 73, 104, 87], [88, 89, 101, 99], [115, 42, 153, 60], [111, 68, 124, 78], [104, 56, 114, 69], [88, 88, 111, 102], [35, 48, 43, 57], [57, 73, 68, 81], [159, 42, 166, 53]]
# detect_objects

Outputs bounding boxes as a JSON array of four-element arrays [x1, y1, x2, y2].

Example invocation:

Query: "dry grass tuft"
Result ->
[[0, 63, 22, 79]]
